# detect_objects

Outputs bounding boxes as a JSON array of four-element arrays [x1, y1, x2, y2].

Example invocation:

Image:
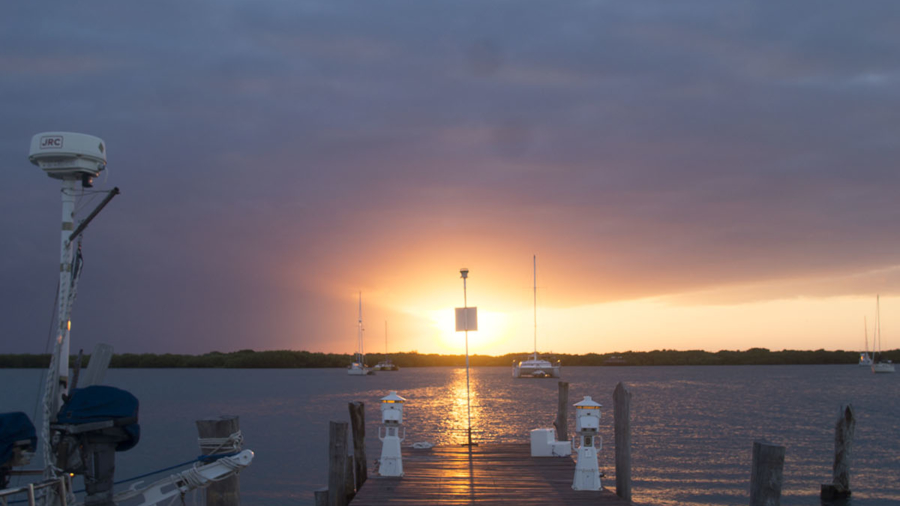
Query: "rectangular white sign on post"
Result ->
[[455, 307, 478, 331]]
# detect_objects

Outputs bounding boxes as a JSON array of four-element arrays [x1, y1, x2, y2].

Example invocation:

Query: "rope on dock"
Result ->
[[197, 430, 243, 455]]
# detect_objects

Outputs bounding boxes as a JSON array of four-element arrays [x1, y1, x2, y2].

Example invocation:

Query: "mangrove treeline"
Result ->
[[0, 348, 897, 369]]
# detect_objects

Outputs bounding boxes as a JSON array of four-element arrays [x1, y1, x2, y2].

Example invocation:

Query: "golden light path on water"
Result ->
[[419, 368, 483, 444], [303, 365, 899, 506]]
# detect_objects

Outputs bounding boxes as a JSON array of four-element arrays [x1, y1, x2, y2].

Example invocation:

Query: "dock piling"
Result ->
[[820, 404, 855, 500], [345, 454, 355, 502], [348, 402, 368, 489], [555, 381, 569, 441], [328, 421, 349, 506], [314, 488, 328, 506], [613, 382, 632, 502], [749, 440, 785, 506], [195, 415, 242, 506]]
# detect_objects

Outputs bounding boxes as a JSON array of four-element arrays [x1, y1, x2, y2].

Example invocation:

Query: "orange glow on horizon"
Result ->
[[353, 294, 899, 356]]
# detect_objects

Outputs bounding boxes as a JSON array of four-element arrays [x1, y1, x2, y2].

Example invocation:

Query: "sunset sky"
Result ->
[[2, 1, 900, 356]]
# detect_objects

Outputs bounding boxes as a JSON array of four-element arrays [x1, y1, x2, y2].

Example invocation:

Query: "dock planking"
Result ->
[[350, 443, 633, 505]]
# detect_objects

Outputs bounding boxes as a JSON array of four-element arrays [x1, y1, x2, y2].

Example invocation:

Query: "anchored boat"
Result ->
[[859, 317, 873, 367], [373, 322, 400, 371], [872, 295, 895, 374], [513, 256, 561, 379], [348, 292, 374, 375]]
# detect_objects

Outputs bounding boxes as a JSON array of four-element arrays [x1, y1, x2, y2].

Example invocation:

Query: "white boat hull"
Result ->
[[513, 360, 560, 378], [348, 363, 373, 375], [872, 362, 895, 374]]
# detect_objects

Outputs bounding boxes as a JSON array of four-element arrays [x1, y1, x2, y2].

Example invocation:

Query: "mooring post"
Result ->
[[196, 415, 242, 506], [749, 440, 785, 506], [328, 421, 349, 506], [613, 382, 632, 501], [314, 488, 328, 506], [348, 401, 368, 489], [554, 381, 569, 441], [821, 404, 856, 500], [345, 454, 355, 502]]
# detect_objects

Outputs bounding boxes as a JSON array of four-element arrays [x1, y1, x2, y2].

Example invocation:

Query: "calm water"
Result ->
[[1, 365, 898, 505]]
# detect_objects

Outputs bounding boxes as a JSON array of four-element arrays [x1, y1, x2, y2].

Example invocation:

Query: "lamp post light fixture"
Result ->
[[455, 267, 477, 447], [378, 391, 407, 476], [572, 396, 603, 490]]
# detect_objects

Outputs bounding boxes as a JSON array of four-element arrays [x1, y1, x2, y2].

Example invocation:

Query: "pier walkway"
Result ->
[[350, 443, 632, 505]]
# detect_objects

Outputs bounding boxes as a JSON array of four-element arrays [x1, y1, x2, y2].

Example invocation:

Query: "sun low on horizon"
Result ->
[[306, 259, 900, 357]]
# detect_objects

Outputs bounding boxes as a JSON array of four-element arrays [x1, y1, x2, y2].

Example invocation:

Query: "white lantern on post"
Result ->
[[378, 391, 406, 476], [572, 396, 603, 490]]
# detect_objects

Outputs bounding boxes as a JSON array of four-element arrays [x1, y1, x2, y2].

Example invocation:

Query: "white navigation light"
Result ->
[[574, 396, 601, 433], [572, 396, 603, 491], [378, 391, 407, 477], [29, 132, 107, 184], [381, 390, 406, 424]]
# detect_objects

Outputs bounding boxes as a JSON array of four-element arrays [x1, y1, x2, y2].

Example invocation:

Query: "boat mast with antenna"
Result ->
[[29, 132, 117, 480], [533, 254, 538, 361]]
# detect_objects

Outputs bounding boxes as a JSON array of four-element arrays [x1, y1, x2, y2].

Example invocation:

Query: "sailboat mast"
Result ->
[[864, 316, 869, 356], [358, 291, 363, 362], [533, 255, 537, 358], [876, 295, 881, 359]]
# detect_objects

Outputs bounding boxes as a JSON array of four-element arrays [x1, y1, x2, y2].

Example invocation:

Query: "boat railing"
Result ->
[[0, 475, 69, 506]]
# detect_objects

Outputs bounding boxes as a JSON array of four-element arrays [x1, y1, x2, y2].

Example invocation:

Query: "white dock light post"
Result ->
[[572, 396, 603, 491], [455, 268, 478, 446], [379, 391, 407, 476]]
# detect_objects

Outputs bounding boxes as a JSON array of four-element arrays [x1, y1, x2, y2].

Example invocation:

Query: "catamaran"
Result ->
[[513, 256, 561, 378], [0, 132, 253, 506], [872, 295, 895, 374], [348, 292, 374, 375], [373, 322, 399, 371]]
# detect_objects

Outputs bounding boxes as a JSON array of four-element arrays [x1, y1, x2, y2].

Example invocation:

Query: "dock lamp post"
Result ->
[[572, 396, 603, 491], [378, 391, 406, 476], [455, 268, 478, 446]]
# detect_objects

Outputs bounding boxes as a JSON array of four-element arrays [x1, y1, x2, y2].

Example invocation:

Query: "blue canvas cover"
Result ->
[[0, 412, 36, 464], [57, 386, 140, 451]]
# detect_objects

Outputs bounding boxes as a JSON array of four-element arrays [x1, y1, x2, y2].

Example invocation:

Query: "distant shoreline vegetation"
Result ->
[[0, 348, 897, 369]]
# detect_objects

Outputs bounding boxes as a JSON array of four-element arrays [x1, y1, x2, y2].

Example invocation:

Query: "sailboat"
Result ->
[[373, 322, 399, 371], [859, 316, 873, 367], [872, 295, 895, 374], [513, 256, 561, 379], [0, 132, 253, 506], [348, 292, 374, 375]]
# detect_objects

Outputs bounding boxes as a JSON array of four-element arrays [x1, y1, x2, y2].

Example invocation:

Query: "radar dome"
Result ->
[[29, 132, 106, 181]]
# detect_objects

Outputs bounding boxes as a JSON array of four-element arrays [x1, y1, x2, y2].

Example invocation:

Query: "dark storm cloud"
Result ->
[[3, 1, 900, 353]]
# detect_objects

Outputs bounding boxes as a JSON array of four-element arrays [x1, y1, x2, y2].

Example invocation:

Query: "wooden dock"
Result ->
[[349, 443, 632, 505]]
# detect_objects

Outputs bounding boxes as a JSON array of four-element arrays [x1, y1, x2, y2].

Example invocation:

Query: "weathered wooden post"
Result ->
[[196, 415, 242, 506], [328, 421, 349, 506], [314, 488, 328, 506], [344, 455, 355, 502], [348, 401, 368, 490], [749, 440, 785, 506], [554, 381, 569, 441], [613, 382, 632, 501], [821, 404, 855, 500]]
